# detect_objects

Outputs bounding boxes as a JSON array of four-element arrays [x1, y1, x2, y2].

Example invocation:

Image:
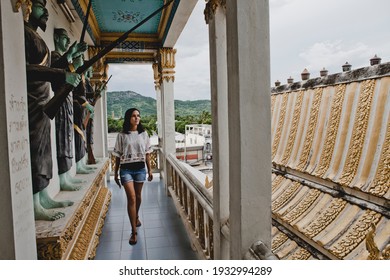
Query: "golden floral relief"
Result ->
[[329, 210, 381, 259], [303, 198, 347, 238], [339, 79, 376, 186], [280, 91, 304, 165], [272, 94, 289, 157], [315, 84, 346, 177], [368, 120, 390, 197], [297, 88, 323, 171]]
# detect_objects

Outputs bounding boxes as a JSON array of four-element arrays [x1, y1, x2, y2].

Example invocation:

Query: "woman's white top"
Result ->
[[112, 131, 152, 164]]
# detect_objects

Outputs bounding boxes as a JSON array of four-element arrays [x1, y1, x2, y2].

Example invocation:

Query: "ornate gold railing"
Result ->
[[166, 153, 214, 259]]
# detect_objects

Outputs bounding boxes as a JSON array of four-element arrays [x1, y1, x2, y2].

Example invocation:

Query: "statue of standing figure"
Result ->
[[52, 28, 87, 190], [73, 65, 97, 174], [24, 0, 83, 220], [85, 66, 108, 165]]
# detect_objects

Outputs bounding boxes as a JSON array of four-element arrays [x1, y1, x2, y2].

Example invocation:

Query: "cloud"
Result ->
[[107, 0, 390, 96], [107, 1, 210, 101], [270, 0, 390, 82], [174, 1, 210, 100], [175, 46, 210, 101], [108, 63, 155, 98], [298, 40, 372, 75]]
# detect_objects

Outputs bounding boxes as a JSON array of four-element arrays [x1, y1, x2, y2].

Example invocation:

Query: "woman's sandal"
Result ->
[[129, 232, 137, 245], [136, 216, 142, 227]]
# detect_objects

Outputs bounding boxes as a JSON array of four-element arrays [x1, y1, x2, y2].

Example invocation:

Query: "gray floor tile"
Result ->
[[120, 249, 147, 260], [142, 219, 164, 229], [100, 230, 123, 243], [96, 240, 122, 253], [104, 215, 123, 224], [102, 222, 123, 232], [147, 247, 173, 260], [94, 252, 121, 260], [144, 227, 168, 238], [146, 236, 171, 249], [95, 176, 198, 260]]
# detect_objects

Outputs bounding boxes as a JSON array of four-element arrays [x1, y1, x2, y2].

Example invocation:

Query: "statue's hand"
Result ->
[[66, 41, 77, 63], [65, 72, 81, 87], [85, 102, 94, 114], [73, 55, 84, 70], [69, 41, 87, 59]]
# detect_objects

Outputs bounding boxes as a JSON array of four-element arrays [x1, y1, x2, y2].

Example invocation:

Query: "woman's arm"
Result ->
[[146, 153, 153, 181], [114, 156, 121, 187]]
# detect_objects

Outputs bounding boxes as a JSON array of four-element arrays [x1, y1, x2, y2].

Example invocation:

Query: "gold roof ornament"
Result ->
[[365, 223, 390, 260], [205, 176, 213, 189]]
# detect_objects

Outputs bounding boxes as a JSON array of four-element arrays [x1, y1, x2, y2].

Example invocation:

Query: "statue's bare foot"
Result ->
[[34, 208, 65, 221], [68, 176, 85, 184], [60, 182, 82, 191], [76, 166, 94, 174], [59, 172, 85, 186], [86, 165, 97, 170], [40, 197, 74, 208], [39, 189, 73, 208]]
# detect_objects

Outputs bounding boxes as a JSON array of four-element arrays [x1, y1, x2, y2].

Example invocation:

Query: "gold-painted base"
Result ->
[[35, 159, 111, 260]]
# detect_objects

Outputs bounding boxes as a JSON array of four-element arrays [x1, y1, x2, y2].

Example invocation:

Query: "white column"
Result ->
[[0, 0, 37, 259], [93, 89, 106, 158], [205, 0, 230, 260], [153, 62, 164, 173], [159, 48, 176, 188], [153, 63, 162, 140], [226, 0, 272, 259], [101, 88, 108, 158]]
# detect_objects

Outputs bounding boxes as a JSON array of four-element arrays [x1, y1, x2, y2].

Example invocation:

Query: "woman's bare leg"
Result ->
[[123, 181, 137, 239], [134, 182, 144, 226]]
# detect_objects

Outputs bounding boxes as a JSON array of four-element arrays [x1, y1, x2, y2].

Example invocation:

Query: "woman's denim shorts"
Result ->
[[120, 168, 146, 184]]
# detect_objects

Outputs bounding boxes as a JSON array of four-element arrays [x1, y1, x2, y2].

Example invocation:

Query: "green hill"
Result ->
[[107, 91, 211, 118]]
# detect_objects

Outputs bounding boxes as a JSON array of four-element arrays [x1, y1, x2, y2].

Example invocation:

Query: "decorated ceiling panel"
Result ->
[[92, 0, 163, 33], [68, 0, 182, 63]]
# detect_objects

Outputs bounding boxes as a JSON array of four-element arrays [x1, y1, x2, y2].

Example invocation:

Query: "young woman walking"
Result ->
[[113, 108, 153, 245]]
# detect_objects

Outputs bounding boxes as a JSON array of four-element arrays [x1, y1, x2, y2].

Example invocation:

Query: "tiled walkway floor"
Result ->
[[94, 174, 199, 260]]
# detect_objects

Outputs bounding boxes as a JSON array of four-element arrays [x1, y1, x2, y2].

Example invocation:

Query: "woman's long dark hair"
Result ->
[[122, 108, 145, 134]]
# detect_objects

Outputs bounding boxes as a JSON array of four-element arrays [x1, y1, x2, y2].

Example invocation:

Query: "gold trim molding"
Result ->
[[159, 48, 176, 83], [12, 0, 32, 21], [204, 0, 226, 24], [159, 48, 176, 69], [152, 62, 161, 90]]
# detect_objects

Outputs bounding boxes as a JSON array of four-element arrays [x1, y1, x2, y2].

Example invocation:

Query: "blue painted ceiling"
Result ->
[[92, 0, 163, 33], [69, 0, 180, 63]]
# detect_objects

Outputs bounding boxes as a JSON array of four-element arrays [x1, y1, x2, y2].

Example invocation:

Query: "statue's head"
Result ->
[[54, 28, 70, 54], [30, 0, 48, 31]]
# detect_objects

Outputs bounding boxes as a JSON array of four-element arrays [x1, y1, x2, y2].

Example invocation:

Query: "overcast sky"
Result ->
[[107, 0, 390, 101]]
